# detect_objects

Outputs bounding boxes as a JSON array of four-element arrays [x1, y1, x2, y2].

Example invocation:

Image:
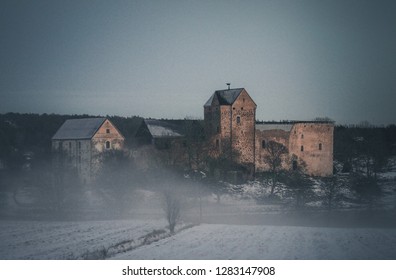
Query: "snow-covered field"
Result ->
[[0, 219, 167, 259], [1, 158, 396, 260], [113, 223, 396, 260], [1, 218, 396, 260]]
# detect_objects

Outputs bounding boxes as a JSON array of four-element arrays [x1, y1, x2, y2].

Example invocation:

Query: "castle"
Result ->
[[52, 87, 334, 182], [204, 88, 334, 177]]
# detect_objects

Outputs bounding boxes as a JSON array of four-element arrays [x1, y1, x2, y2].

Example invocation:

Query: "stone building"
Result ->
[[204, 88, 257, 172], [204, 88, 334, 176], [52, 118, 125, 183], [135, 119, 205, 170]]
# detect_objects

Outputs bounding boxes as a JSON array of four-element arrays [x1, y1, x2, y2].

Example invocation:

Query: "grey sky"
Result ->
[[1, 0, 395, 125]]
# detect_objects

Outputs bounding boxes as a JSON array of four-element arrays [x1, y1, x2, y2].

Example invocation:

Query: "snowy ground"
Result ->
[[1, 159, 396, 260], [0, 219, 167, 259], [113, 223, 396, 260], [1, 218, 396, 260]]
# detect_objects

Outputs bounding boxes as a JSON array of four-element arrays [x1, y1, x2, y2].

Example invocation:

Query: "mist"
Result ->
[[1, 113, 396, 260]]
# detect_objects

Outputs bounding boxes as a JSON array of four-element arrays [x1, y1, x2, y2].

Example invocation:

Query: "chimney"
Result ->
[[226, 83, 231, 90]]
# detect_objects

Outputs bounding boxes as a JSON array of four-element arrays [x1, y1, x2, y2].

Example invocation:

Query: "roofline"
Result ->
[[214, 87, 245, 93], [256, 120, 335, 125], [51, 117, 126, 141], [52, 137, 92, 141], [205, 88, 257, 107], [87, 118, 107, 140], [103, 118, 126, 140], [240, 88, 257, 107]]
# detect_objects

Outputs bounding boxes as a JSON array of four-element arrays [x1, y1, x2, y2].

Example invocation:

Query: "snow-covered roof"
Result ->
[[52, 118, 106, 140], [144, 119, 184, 138], [204, 88, 245, 107], [255, 123, 294, 132]]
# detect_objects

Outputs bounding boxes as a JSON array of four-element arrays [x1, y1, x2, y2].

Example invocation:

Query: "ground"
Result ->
[[0, 219, 167, 259], [114, 223, 396, 260], [1, 218, 396, 260], [1, 159, 395, 260]]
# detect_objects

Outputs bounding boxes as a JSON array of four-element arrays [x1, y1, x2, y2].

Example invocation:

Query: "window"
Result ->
[[216, 126, 220, 133], [261, 140, 266, 149], [319, 143, 322, 150], [106, 128, 110, 134], [236, 116, 241, 124], [105, 141, 110, 149], [301, 145, 304, 152], [69, 142, 71, 149], [241, 107, 243, 110], [301, 134, 304, 139], [78, 142, 81, 149], [216, 139, 219, 148]]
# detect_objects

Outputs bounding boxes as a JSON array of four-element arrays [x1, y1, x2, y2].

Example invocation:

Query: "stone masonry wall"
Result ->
[[255, 129, 290, 172], [231, 90, 256, 165], [288, 123, 334, 176]]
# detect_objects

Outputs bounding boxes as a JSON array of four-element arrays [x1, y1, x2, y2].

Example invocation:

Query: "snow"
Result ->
[[113, 223, 396, 260], [2, 157, 396, 260], [147, 125, 181, 137], [380, 171, 396, 180], [1, 218, 396, 260], [0, 219, 167, 259]]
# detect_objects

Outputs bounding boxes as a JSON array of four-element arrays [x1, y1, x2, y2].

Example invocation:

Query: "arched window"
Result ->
[[262, 140, 266, 149], [105, 141, 110, 149], [301, 145, 304, 152], [236, 116, 241, 124], [319, 143, 322, 150], [216, 139, 219, 148], [301, 134, 304, 139]]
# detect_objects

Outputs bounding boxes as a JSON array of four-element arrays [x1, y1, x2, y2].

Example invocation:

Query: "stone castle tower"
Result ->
[[204, 87, 334, 177], [204, 88, 257, 172]]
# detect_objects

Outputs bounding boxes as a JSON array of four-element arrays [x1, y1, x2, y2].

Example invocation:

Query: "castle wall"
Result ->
[[203, 88, 334, 177], [219, 105, 232, 153], [288, 123, 334, 176], [255, 129, 290, 172], [231, 90, 256, 165]]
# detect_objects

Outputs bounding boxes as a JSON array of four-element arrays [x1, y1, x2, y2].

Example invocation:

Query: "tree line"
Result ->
[[1, 113, 396, 221]]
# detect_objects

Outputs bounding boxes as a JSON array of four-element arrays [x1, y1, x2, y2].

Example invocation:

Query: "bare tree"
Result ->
[[263, 141, 288, 196], [162, 189, 181, 234]]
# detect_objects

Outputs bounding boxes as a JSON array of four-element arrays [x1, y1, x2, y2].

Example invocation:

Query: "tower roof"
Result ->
[[204, 88, 245, 107]]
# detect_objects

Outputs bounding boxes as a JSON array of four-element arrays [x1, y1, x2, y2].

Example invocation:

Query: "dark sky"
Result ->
[[1, 0, 395, 125]]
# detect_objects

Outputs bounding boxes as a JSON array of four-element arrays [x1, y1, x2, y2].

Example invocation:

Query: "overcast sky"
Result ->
[[1, 0, 395, 125]]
